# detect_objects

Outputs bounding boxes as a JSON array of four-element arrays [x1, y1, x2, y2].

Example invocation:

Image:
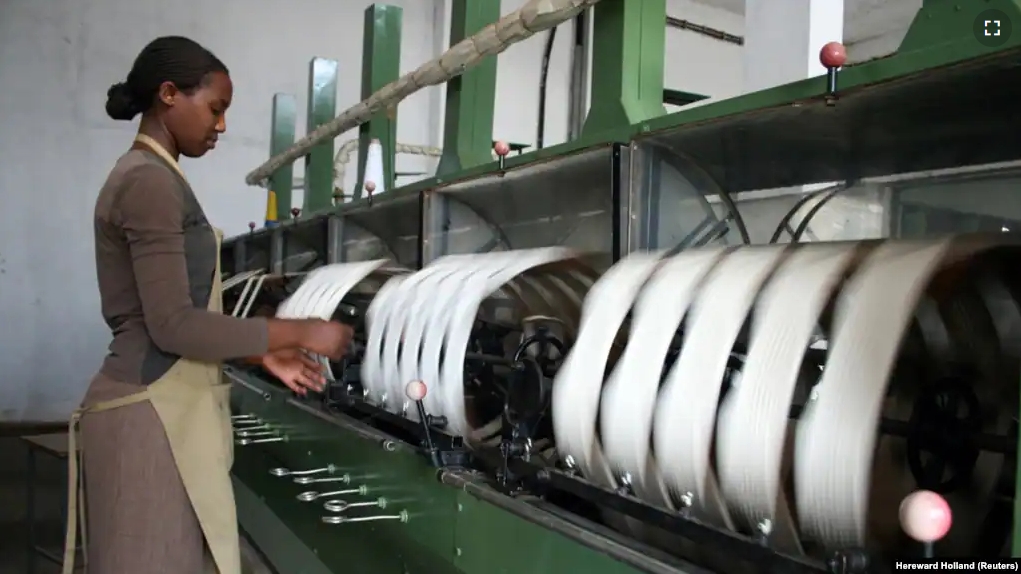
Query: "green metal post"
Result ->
[[436, 0, 500, 177], [303, 57, 339, 214], [267, 93, 296, 225], [355, 4, 403, 200], [582, 0, 667, 137]]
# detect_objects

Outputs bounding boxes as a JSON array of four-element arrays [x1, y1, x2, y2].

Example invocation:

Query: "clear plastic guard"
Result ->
[[340, 192, 420, 266], [630, 140, 1021, 249], [423, 145, 622, 271]]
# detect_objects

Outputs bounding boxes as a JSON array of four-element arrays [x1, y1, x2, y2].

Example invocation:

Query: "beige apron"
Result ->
[[62, 134, 241, 574]]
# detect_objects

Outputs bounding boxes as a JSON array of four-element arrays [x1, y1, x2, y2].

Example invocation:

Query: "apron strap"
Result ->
[[62, 391, 152, 574]]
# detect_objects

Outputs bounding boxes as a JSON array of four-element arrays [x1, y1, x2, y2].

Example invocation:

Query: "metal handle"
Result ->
[[322, 510, 408, 525], [296, 486, 368, 502], [294, 474, 350, 485], [235, 436, 286, 445], [236, 429, 276, 438], [231, 376, 272, 399], [232, 419, 266, 427], [231, 414, 258, 421], [322, 497, 386, 513], [269, 465, 336, 477]]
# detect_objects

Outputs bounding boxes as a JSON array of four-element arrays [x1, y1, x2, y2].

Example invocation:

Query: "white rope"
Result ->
[[276, 260, 405, 379], [551, 236, 1015, 555]]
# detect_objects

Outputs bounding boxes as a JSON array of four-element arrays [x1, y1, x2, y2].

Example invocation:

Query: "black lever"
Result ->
[[406, 381, 442, 466]]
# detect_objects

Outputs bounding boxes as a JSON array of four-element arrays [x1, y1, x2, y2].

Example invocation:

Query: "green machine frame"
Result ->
[[225, 0, 1021, 571]]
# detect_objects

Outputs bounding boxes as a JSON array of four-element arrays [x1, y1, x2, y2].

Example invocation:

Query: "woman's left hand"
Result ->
[[261, 349, 326, 395]]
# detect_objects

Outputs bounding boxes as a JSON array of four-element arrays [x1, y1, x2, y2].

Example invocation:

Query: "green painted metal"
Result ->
[[662, 89, 708, 107], [228, 370, 658, 573], [435, 0, 501, 177], [452, 491, 645, 574], [303, 57, 339, 214], [225, 4, 1021, 246], [355, 4, 403, 201], [899, 0, 1021, 54], [582, 0, 667, 138], [638, 27, 1021, 138], [234, 477, 334, 574], [230, 371, 459, 573], [268, 93, 297, 224]]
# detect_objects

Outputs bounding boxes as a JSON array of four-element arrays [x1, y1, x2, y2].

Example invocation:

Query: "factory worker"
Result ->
[[61, 36, 352, 574]]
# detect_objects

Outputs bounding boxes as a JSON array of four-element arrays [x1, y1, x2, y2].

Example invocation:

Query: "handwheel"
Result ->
[[906, 376, 982, 494]]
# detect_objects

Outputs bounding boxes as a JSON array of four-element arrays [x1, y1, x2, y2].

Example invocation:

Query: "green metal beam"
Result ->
[[582, 0, 667, 137], [303, 57, 339, 214], [267, 93, 296, 225], [355, 4, 403, 200], [900, 0, 1019, 53], [436, 0, 501, 177]]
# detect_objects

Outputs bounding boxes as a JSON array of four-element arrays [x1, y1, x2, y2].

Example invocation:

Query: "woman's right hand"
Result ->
[[299, 319, 354, 360]]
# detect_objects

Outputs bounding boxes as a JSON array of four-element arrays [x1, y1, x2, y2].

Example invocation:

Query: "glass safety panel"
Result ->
[[338, 191, 421, 267], [422, 145, 625, 273]]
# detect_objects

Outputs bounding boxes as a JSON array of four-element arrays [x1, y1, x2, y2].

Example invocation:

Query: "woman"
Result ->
[[63, 36, 352, 574]]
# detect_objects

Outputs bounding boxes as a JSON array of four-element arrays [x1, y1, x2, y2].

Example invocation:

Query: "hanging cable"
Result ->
[[536, 26, 558, 150], [666, 16, 743, 46]]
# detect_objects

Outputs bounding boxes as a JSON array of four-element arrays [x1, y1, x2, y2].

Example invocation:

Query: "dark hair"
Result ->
[[105, 36, 229, 121]]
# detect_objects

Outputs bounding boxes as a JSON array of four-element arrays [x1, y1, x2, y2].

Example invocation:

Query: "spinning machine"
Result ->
[[220, 2, 1021, 572]]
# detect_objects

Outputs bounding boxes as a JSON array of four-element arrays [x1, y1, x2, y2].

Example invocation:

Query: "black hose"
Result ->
[[536, 26, 557, 150]]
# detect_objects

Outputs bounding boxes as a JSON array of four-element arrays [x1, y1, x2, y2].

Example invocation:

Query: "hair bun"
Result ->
[[105, 82, 140, 121]]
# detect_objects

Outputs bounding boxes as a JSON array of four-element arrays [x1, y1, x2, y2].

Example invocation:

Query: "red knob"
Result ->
[[248, 222, 256, 231], [290, 207, 301, 218], [819, 41, 847, 69], [494, 141, 510, 157]]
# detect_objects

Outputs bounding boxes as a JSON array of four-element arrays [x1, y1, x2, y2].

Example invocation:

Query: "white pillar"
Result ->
[[743, 0, 844, 93], [740, 0, 889, 243]]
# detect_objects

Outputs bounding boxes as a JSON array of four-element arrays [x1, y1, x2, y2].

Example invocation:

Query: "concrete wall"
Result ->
[[0, 0, 744, 421]]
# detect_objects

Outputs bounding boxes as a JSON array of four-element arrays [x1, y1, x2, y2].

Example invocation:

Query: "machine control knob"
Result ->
[[494, 141, 510, 170], [406, 380, 427, 402], [819, 41, 847, 69], [819, 41, 846, 101], [364, 181, 377, 206], [899, 490, 952, 557], [290, 207, 301, 219], [248, 221, 256, 232]]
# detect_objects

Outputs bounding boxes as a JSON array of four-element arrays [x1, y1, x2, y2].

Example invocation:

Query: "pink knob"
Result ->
[[819, 41, 847, 69], [899, 490, 952, 543], [290, 207, 301, 218], [248, 222, 256, 231], [494, 141, 510, 157], [365, 181, 377, 193], [406, 380, 427, 402]]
